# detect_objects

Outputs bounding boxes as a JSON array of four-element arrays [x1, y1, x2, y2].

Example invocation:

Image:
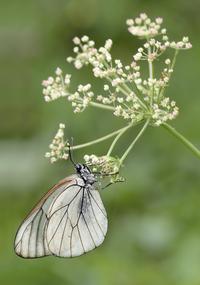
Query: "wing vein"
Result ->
[[82, 213, 96, 247], [70, 187, 85, 256], [77, 224, 85, 253], [87, 192, 105, 236], [27, 220, 34, 257], [48, 185, 82, 219], [48, 206, 69, 245], [48, 183, 79, 215], [35, 210, 43, 256], [89, 191, 106, 217], [59, 216, 68, 255]]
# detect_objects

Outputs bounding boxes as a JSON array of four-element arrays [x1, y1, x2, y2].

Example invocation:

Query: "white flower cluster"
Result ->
[[67, 36, 150, 121], [42, 68, 71, 102], [42, 13, 192, 127], [132, 36, 191, 66], [127, 13, 164, 38], [84, 154, 120, 175], [151, 99, 179, 126], [67, 36, 113, 70], [45, 123, 68, 163], [42, 66, 94, 113], [133, 39, 167, 62], [67, 83, 94, 113], [127, 13, 192, 50], [166, 36, 192, 50]]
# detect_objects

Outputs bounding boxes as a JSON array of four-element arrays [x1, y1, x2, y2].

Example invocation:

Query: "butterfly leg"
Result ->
[[102, 177, 125, 190]]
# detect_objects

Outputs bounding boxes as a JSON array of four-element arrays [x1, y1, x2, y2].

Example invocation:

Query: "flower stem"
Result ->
[[162, 123, 200, 159], [119, 119, 150, 165], [107, 121, 138, 156], [148, 46, 154, 106], [171, 49, 179, 70], [149, 61, 153, 79], [71, 125, 132, 150], [159, 50, 179, 98], [89, 101, 115, 111]]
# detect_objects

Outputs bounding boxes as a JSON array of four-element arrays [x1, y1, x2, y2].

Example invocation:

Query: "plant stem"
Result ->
[[148, 46, 154, 106], [119, 119, 150, 165], [159, 50, 179, 98], [71, 125, 132, 150], [148, 54, 154, 80], [171, 49, 179, 70], [107, 122, 138, 156], [89, 101, 115, 111], [162, 123, 200, 159]]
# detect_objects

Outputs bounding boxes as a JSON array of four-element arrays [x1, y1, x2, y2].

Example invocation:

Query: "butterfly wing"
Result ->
[[14, 175, 108, 258], [14, 175, 77, 258], [46, 180, 108, 257]]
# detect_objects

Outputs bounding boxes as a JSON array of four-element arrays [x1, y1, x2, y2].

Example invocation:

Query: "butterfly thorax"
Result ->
[[75, 163, 97, 185]]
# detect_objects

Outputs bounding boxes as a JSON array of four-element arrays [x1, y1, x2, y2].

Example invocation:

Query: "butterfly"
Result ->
[[14, 160, 108, 258]]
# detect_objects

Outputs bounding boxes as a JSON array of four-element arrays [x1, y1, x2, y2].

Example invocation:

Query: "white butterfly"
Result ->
[[14, 163, 108, 258]]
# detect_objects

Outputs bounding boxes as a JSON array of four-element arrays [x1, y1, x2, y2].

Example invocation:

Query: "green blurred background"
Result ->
[[1, 0, 200, 284]]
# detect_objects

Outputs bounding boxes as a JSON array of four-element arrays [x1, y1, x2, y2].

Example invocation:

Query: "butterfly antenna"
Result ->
[[67, 140, 76, 167]]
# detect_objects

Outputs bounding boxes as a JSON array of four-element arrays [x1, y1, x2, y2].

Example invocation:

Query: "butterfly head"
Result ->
[[75, 163, 97, 185]]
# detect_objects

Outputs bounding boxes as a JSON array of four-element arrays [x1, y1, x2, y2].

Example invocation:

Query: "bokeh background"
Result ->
[[1, 0, 200, 284]]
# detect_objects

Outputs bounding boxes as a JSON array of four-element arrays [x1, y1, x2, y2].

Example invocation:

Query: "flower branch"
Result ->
[[162, 123, 200, 159], [119, 119, 150, 166], [71, 124, 135, 150]]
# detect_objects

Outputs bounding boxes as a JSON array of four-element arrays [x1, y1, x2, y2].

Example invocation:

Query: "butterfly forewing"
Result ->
[[14, 175, 108, 258]]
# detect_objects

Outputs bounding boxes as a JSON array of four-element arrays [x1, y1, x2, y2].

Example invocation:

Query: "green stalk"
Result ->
[[171, 49, 179, 70], [148, 46, 154, 106], [159, 49, 179, 98], [162, 123, 200, 159], [89, 101, 115, 111], [71, 125, 132, 150], [119, 119, 150, 165], [106, 122, 137, 156], [148, 52, 154, 80]]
